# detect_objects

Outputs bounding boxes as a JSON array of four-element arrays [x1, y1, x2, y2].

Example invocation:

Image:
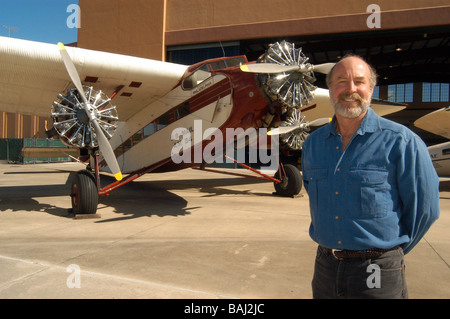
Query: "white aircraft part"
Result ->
[[0, 36, 188, 120], [304, 88, 406, 119], [428, 141, 450, 177], [108, 74, 233, 173], [414, 107, 450, 140]]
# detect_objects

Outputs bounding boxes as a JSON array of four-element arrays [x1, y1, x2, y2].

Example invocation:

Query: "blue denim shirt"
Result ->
[[302, 108, 439, 254]]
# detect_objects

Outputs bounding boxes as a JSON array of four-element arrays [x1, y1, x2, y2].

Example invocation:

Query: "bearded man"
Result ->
[[301, 55, 440, 299]]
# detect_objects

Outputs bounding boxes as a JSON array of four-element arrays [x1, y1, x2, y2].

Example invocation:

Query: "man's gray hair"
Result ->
[[326, 54, 378, 90]]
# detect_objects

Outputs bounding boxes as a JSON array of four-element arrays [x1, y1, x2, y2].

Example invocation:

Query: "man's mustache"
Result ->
[[338, 93, 364, 103]]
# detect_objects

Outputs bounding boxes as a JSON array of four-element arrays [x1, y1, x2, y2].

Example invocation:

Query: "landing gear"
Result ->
[[193, 156, 302, 198], [70, 170, 98, 215], [273, 164, 302, 197], [69, 153, 173, 216]]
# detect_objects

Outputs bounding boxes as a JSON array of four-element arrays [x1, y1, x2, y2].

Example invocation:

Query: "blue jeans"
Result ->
[[312, 245, 408, 299]]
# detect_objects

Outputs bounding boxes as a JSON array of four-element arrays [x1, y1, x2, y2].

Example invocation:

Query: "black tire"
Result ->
[[274, 164, 302, 197], [71, 170, 98, 214]]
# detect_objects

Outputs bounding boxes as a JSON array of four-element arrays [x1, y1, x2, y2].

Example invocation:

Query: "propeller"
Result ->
[[240, 62, 335, 75], [58, 42, 122, 181], [268, 117, 332, 136]]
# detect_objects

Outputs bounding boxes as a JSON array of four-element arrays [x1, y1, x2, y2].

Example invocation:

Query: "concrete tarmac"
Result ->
[[0, 162, 449, 299]]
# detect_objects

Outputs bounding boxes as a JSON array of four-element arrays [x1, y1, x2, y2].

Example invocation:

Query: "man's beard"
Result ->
[[331, 93, 371, 119]]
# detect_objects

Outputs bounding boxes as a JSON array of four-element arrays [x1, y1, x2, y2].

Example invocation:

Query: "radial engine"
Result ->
[[256, 41, 323, 151]]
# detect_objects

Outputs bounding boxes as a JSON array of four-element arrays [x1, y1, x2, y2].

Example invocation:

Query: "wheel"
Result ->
[[274, 164, 302, 197], [71, 170, 98, 214]]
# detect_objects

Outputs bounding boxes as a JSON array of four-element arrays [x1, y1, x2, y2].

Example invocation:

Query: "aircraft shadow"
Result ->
[[0, 179, 73, 218], [97, 177, 193, 222], [0, 169, 274, 222], [96, 174, 272, 222]]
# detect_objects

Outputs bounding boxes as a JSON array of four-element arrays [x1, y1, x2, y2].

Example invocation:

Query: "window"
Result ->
[[132, 130, 143, 145], [431, 83, 441, 102], [167, 42, 240, 65], [156, 112, 171, 131], [224, 56, 246, 68], [182, 65, 211, 89], [442, 84, 450, 102], [143, 123, 155, 137], [209, 57, 246, 70], [388, 83, 413, 103], [209, 60, 227, 70], [175, 102, 190, 120], [422, 83, 449, 102], [372, 86, 380, 99]]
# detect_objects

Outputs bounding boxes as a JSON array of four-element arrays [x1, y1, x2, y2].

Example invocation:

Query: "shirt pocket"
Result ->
[[303, 168, 328, 216], [348, 168, 391, 219]]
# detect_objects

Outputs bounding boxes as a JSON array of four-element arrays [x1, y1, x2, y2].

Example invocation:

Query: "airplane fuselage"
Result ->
[[428, 141, 450, 177], [105, 55, 271, 174]]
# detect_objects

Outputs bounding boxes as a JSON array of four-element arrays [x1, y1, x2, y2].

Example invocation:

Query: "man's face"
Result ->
[[329, 57, 374, 119]]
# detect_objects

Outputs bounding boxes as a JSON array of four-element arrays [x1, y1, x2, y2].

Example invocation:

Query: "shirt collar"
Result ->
[[326, 107, 381, 138], [357, 107, 381, 135]]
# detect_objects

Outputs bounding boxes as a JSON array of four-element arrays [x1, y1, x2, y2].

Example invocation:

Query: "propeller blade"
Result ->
[[240, 63, 301, 74], [267, 118, 331, 136], [241, 62, 335, 75], [58, 42, 122, 181], [309, 117, 332, 126], [313, 63, 335, 74], [91, 120, 123, 181], [57, 42, 88, 104], [267, 126, 298, 136]]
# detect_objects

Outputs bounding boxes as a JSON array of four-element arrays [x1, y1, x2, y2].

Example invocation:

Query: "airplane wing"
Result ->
[[0, 36, 188, 121], [414, 107, 450, 139], [303, 88, 406, 120], [370, 98, 406, 117]]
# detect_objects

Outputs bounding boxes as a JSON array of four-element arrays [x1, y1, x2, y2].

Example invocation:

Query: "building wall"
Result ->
[[77, 0, 450, 59], [165, 0, 450, 45], [77, 0, 166, 60], [0, 112, 49, 139], [166, 0, 449, 30]]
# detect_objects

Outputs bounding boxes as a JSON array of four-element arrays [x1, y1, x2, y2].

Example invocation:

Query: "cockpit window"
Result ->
[[209, 57, 246, 70], [182, 56, 246, 90], [209, 60, 227, 70], [182, 65, 211, 89], [222, 56, 246, 68]]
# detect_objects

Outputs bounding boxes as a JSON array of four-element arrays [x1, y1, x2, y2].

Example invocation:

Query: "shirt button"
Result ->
[[338, 241, 342, 245], [336, 168, 341, 172], [335, 191, 339, 195], [335, 216, 339, 220], [336, 146, 340, 150]]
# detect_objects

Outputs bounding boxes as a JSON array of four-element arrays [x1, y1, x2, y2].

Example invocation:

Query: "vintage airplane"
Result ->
[[414, 107, 450, 176], [0, 37, 403, 215]]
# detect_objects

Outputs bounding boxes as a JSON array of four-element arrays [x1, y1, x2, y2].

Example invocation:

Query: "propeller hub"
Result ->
[[76, 106, 90, 125]]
